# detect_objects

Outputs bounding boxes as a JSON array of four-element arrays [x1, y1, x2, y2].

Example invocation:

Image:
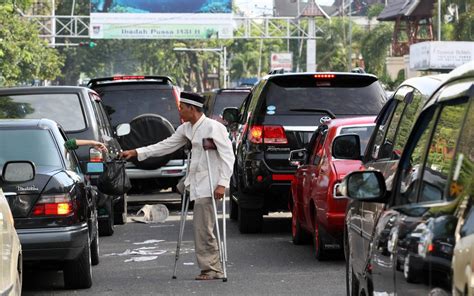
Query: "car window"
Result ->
[[369, 99, 397, 160], [262, 78, 385, 116], [339, 125, 375, 156], [0, 129, 62, 169], [392, 89, 425, 156], [460, 207, 474, 237], [57, 130, 81, 173], [0, 94, 86, 131], [419, 102, 468, 203], [89, 94, 108, 136], [311, 130, 327, 165], [212, 92, 249, 116], [97, 86, 180, 128]]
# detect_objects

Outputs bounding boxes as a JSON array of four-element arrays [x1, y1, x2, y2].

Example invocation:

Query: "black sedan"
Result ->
[[0, 119, 100, 289]]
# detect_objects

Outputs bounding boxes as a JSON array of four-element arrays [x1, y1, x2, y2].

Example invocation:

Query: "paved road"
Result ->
[[22, 199, 346, 295]]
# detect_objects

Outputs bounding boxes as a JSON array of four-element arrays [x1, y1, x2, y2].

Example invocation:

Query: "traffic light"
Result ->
[[78, 41, 97, 48]]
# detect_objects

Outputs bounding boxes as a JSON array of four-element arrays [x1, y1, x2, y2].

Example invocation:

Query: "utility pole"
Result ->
[[348, 0, 352, 71]]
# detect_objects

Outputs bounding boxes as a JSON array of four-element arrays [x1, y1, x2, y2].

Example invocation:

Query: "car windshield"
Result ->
[[0, 94, 86, 131], [212, 92, 249, 115], [97, 87, 181, 127], [264, 78, 386, 116], [339, 125, 375, 155], [0, 129, 62, 169]]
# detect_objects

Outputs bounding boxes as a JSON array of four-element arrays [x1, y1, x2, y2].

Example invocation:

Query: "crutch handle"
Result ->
[[202, 138, 217, 150]]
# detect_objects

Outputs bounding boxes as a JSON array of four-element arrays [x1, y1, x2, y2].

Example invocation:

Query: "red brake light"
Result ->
[[314, 74, 335, 79], [113, 75, 145, 80], [249, 125, 287, 144], [89, 148, 103, 162], [32, 194, 73, 216]]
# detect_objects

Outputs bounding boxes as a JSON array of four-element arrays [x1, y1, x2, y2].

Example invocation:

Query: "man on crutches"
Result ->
[[121, 92, 235, 281]]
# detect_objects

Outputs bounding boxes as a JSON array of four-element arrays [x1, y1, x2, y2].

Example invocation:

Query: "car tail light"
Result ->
[[113, 75, 145, 80], [249, 125, 288, 144], [89, 148, 103, 162], [32, 193, 73, 216]]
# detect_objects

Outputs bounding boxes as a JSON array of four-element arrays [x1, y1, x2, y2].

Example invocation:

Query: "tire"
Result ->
[[345, 229, 359, 296], [64, 236, 92, 289], [91, 215, 100, 266], [291, 204, 309, 245], [99, 199, 114, 236], [238, 206, 263, 233], [229, 179, 238, 220], [403, 254, 420, 283], [120, 114, 175, 170], [113, 195, 126, 225], [313, 216, 327, 260]]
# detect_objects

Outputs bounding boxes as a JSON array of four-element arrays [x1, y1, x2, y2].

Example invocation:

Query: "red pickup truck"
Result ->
[[289, 116, 375, 260]]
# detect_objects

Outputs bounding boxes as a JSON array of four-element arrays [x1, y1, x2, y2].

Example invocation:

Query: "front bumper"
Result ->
[[17, 223, 88, 261]]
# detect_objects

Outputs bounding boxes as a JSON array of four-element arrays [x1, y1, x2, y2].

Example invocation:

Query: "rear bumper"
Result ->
[[17, 223, 88, 261], [126, 159, 187, 179]]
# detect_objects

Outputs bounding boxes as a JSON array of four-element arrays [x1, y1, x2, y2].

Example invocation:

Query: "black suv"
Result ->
[[0, 86, 125, 236], [224, 72, 387, 233], [340, 62, 473, 295], [88, 76, 186, 195], [0, 119, 100, 289]]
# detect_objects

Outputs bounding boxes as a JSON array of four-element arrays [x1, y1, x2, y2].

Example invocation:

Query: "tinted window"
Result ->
[[0, 94, 86, 131], [212, 92, 249, 116], [262, 76, 385, 116], [461, 208, 474, 237], [339, 125, 375, 156], [0, 129, 62, 169], [97, 86, 180, 127], [419, 102, 467, 203]]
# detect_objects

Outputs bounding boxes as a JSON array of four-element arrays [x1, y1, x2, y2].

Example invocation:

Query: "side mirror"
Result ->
[[116, 123, 131, 137], [340, 171, 387, 202], [222, 107, 239, 126], [2, 161, 35, 183], [332, 134, 361, 160], [289, 149, 307, 166]]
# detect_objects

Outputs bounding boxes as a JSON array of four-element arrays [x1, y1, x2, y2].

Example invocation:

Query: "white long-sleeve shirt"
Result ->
[[136, 114, 235, 201]]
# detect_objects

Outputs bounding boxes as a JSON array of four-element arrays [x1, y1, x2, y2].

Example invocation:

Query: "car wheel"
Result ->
[[403, 254, 420, 283], [291, 205, 308, 245], [91, 215, 100, 266], [345, 230, 359, 296], [313, 216, 327, 260], [64, 236, 92, 289], [113, 195, 126, 225], [99, 199, 114, 236], [238, 206, 263, 233], [229, 179, 238, 220]]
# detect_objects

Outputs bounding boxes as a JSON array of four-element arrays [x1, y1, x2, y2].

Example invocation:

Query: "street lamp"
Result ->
[[173, 47, 227, 88]]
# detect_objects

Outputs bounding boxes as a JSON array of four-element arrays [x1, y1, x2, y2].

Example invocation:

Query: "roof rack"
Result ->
[[351, 67, 366, 74], [268, 68, 290, 75]]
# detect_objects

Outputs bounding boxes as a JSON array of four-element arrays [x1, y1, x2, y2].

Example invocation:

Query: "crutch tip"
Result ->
[[172, 276, 177, 279], [223, 278, 227, 282]]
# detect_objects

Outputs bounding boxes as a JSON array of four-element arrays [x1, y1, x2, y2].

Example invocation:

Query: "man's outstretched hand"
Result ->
[[120, 149, 138, 160], [214, 185, 226, 200]]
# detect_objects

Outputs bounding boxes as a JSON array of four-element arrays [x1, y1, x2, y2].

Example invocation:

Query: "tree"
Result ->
[[0, 2, 63, 86]]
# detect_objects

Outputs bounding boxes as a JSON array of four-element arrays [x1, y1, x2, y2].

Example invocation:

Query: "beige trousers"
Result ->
[[193, 197, 223, 275]]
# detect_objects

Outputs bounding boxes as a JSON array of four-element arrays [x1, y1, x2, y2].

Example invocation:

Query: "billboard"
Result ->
[[410, 41, 474, 71], [90, 0, 233, 39], [271, 52, 293, 71]]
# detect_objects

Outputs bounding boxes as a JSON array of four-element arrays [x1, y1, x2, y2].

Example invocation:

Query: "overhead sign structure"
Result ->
[[270, 53, 293, 72], [410, 41, 474, 71], [90, 0, 233, 39]]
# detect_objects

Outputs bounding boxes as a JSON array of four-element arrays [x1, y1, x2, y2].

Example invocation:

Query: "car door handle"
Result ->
[[302, 172, 306, 176], [311, 173, 316, 178]]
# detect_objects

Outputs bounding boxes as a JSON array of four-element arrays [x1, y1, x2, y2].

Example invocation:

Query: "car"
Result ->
[[88, 76, 187, 195], [0, 118, 102, 289], [0, 162, 29, 295], [223, 71, 387, 233], [340, 61, 473, 295], [203, 87, 251, 123], [0, 86, 125, 236], [289, 116, 376, 259], [452, 196, 474, 296], [332, 73, 446, 293]]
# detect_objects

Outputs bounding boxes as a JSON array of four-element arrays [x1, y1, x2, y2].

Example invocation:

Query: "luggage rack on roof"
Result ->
[[87, 75, 174, 87]]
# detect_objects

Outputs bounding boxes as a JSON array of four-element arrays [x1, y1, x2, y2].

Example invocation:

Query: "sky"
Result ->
[[234, 0, 335, 16]]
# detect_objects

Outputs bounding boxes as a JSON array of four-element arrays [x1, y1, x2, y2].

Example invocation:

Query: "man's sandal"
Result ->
[[195, 273, 223, 280]]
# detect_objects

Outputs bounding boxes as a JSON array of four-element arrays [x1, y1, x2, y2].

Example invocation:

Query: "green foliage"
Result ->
[[367, 3, 384, 20], [360, 23, 393, 77], [0, 2, 63, 86]]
